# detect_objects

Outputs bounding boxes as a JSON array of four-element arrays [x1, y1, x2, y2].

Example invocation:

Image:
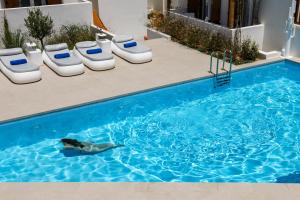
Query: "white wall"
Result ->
[[148, 0, 187, 13], [0, 0, 4, 9], [0, 1, 92, 32], [171, 0, 187, 12], [239, 24, 265, 49], [98, 0, 147, 39], [169, 11, 233, 37], [259, 0, 292, 52], [291, 25, 300, 57], [169, 11, 265, 49], [148, 0, 166, 12]]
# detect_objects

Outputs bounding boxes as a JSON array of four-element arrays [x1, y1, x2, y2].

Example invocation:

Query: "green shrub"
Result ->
[[9, 30, 25, 49], [197, 29, 211, 52], [206, 33, 231, 54], [160, 17, 187, 42], [47, 24, 95, 49], [240, 39, 259, 62], [232, 29, 242, 59], [1, 15, 26, 49], [24, 8, 54, 49], [184, 26, 203, 49], [148, 11, 164, 29], [148, 12, 259, 65]]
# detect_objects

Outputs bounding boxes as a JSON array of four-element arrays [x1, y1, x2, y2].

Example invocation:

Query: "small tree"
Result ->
[[47, 24, 95, 49], [1, 14, 25, 48], [24, 8, 53, 49], [2, 14, 13, 48]]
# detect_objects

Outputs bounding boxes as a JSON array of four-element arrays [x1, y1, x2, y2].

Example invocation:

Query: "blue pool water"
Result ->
[[0, 61, 300, 182]]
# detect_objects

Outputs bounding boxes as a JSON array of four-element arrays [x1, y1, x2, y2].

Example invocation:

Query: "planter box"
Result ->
[[259, 50, 282, 59], [147, 28, 171, 40], [168, 11, 265, 50]]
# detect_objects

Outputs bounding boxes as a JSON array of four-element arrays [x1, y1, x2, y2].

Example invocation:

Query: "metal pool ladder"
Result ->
[[209, 50, 233, 88]]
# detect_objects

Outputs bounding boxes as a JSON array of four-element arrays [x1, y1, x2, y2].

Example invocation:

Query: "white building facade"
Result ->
[[149, 0, 300, 57], [0, 0, 148, 41], [0, 1, 93, 32], [1, 0, 300, 57], [96, 0, 148, 39]]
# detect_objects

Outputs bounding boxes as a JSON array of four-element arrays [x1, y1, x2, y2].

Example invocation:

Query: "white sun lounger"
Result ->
[[42, 43, 85, 76], [0, 48, 42, 84], [111, 35, 152, 64], [74, 41, 115, 71]]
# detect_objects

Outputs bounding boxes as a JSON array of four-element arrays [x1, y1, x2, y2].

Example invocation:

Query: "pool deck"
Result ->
[[1, 183, 300, 200], [1, 38, 299, 199], [0, 38, 284, 123]]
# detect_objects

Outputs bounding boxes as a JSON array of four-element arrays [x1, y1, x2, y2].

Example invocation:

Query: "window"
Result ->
[[20, 0, 30, 7], [34, 0, 43, 6], [46, 0, 62, 5], [4, 0, 19, 8], [187, 0, 207, 20]]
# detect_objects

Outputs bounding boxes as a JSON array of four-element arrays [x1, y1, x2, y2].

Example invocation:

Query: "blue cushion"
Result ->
[[86, 48, 102, 54], [124, 42, 137, 48], [54, 53, 70, 59], [10, 59, 27, 65]]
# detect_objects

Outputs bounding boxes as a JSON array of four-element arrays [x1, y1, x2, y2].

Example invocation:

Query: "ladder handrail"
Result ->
[[209, 52, 221, 75], [209, 52, 218, 74], [216, 55, 220, 76], [209, 50, 233, 88], [222, 50, 233, 72], [228, 52, 233, 76]]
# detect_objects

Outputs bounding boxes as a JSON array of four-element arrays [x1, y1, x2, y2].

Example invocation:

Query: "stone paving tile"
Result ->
[[0, 38, 284, 122], [0, 183, 299, 200]]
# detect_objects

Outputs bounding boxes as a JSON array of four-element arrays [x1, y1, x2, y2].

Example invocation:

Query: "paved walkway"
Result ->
[[0, 38, 282, 122], [0, 183, 300, 200], [0, 38, 211, 122]]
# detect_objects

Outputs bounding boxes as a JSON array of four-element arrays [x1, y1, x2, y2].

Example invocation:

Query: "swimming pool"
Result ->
[[0, 60, 300, 182]]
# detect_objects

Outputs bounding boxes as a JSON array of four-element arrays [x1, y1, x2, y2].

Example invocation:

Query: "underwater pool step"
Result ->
[[215, 76, 231, 87], [214, 73, 231, 87], [216, 74, 231, 81]]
